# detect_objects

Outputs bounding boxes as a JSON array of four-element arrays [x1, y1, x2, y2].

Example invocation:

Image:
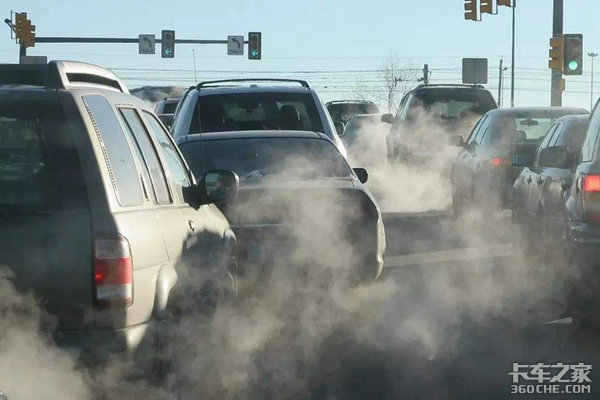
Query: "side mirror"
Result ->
[[511, 153, 531, 168], [539, 146, 569, 169], [334, 122, 345, 136], [448, 135, 464, 147], [353, 167, 368, 184], [381, 113, 394, 124], [183, 170, 239, 209]]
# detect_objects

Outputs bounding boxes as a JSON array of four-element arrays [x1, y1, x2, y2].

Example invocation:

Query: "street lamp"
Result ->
[[589, 52, 598, 111]]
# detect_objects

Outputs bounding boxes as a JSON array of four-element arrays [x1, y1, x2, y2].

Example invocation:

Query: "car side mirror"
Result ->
[[511, 153, 531, 168], [539, 146, 569, 169], [353, 167, 368, 184], [381, 113, 394, 124], [448, 135, 464, 147], [183, 170, 239, 209], [334, 122, 345, 136]]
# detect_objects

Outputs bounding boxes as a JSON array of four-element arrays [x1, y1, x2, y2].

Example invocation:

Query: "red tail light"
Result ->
[[93, 236, 133, 308], [491, 157, 509, 167], [584, 174, 600, 192]]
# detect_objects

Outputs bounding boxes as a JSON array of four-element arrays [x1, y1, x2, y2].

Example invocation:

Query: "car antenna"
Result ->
[[192, 49, 198, 85]]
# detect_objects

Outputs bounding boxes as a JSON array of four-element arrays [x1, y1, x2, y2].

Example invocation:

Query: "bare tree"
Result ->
[[355, 52, 419, 113]]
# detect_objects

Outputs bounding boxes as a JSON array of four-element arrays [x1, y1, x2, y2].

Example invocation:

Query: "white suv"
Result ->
[[170, 79, 347, 158]]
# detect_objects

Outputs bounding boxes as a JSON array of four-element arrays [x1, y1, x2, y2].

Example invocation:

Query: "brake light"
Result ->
[[584, 174, 600, 192], [93, 236, 133, 308], [491, 157, 509, 167]]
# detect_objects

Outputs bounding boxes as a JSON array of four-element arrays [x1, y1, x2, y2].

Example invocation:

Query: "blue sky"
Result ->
[[2, 0, 599, 110]]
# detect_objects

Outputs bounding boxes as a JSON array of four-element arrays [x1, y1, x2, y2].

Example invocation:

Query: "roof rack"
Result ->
[[416, 83, 485, 89], [0, 60, 129, 93], [197, 78, 310, 90], [325, 100, 376, 105]]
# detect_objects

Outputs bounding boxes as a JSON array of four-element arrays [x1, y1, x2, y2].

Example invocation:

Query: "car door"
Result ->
[[527, 123, 562, 221], [141, 111, 232, 290], [541, 121, 586, 245], [462, 114, 492, 199]]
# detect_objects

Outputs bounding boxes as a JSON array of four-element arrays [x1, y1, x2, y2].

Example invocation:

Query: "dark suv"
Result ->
[[0, 61, 238, 371], [382, 84, 497, 164], [326, 100, 380, 126]]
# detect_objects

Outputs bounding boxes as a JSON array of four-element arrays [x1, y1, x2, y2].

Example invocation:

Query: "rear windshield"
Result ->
[[180, 138, 350, 182], [406, 89, 497, 121], [327, 103, 379, 123], [190, 92, 324, 134], [0, 100, 87, 211], [162, 101, 177, 114], [483, 113, 567, 145]]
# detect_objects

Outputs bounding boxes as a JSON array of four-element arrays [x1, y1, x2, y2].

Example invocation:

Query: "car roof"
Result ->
[[487, 106, 589, 117], [554, 114, 590, 126], [179, 130, 327, 143], [411, 84, 488, 92], [326, 100, 376, 105]]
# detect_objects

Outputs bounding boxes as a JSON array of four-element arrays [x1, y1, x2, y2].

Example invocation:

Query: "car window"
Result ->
[[473, 115, 492, 144], [0, 99, 88, 211], [548, 123, 563, 147], [467, 115, 487, 144], [582, 104, 600, 162], [118, 108, 171, 205], [556, 122, 588, 154], [533, 124, 559, 168], [191, 92, 324, 134], [181, 138, 351, 182], [327, 103, 379, 123], [83, 94, 143, 207], [143, 111, 191, 202], [406, 89, 496, 122], [482, 116, 557, 146]]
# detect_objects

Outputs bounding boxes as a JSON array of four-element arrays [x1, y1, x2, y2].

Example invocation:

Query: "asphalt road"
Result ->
[[371, 209, 600, 399]]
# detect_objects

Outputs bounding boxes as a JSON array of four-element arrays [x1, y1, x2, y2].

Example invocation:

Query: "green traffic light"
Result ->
[[568, 60, 579, 71]]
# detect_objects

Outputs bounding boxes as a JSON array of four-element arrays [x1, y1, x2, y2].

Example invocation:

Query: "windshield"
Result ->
[[180, 137, 351, 182], [405, 89, 497, 122], [0, 100, 87, 211], [191, 92, 324, 134], [327, 103, 380, 123], [483, 114, 567, 145]]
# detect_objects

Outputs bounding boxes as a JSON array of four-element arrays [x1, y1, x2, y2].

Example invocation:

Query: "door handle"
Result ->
[[188, 220, 196, 232]]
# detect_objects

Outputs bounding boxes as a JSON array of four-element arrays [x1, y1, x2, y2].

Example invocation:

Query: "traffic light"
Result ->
[[14, 13, 35, 48], [563, 34, 583, 76], [549, 36, 564, 71], [497, 0, 512, 6], [481, 0, 494, 14], [161, 30, 175, 58], [248, 32, 261, 60], [464, 0, 478, 21]]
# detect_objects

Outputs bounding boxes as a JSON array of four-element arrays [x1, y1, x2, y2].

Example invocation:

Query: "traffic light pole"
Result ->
[[510, 0, 516, 107], [34, 37, 239, 45], [551, 0, 564, 106]]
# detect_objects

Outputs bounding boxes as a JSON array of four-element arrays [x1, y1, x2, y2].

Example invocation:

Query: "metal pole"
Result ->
[[423, 64, 429, 85], [551, 0, 564, 106], [510, 0, 516, 107], [589, 53, 598, 111], [192, 49, 198, 84], [19, 44, 26, 62], [498, 58, 503, 107]]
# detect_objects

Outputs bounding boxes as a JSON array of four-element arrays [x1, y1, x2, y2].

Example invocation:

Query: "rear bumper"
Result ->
[[566, 220, 600, 260], [53, 321, 156, 368]]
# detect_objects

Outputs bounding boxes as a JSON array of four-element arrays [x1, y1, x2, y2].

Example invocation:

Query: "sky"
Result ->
[[2, 0, 600, 111]]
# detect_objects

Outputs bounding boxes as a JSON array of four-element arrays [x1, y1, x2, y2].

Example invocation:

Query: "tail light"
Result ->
[[491, 157, 510, 167], [93, 236, 133, 308], [581, 174, 600, 222]]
